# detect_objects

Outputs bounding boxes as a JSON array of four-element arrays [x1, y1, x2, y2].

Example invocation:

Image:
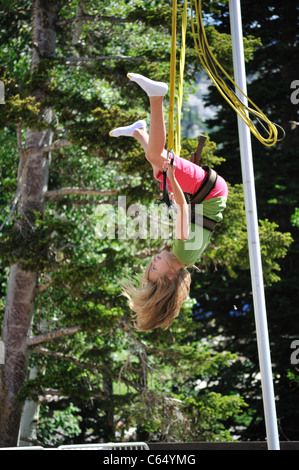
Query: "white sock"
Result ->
[[127, 73, 168, 97], [109, 119, 147, 137]]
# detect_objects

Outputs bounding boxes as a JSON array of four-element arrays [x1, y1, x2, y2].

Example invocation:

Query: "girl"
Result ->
[[110, 73, 228, 331]]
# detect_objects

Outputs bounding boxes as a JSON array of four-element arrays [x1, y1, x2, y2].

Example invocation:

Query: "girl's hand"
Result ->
[[162, 156, 176, 180], [162, 154, 189, 240], [169, 192, 176, 205]]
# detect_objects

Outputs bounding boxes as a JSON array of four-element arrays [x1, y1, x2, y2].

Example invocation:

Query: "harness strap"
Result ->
[[161, 149, 176, 210], [161, 152, 218, 232], [186, 166, 218, 232], [190, 135, 207, 166], [190, 166, 218, 204], [196, 215, 218, 232]]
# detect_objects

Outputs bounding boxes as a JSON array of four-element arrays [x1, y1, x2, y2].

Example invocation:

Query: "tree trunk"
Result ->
[[0, 266, 37, 446], [18, 366, 40, 446], [0, 1, 62, 447]]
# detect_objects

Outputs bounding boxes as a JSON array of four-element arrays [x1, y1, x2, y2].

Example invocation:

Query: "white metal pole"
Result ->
[[228, 0, 280, 450]]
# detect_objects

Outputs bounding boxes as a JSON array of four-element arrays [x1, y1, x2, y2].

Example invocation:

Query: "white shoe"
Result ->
[[109, 119, 147, 137], [127, 73, 168, 97]]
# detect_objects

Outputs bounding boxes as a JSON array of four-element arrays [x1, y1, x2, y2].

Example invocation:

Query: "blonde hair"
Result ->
[[120, 253, 191, 332]]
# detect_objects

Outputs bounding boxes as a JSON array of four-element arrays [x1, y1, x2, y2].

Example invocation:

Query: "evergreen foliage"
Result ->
[[0, 0, 296, 445]]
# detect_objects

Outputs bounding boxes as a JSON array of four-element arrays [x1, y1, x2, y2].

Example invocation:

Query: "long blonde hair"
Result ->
[[121, 253, 191, 332]]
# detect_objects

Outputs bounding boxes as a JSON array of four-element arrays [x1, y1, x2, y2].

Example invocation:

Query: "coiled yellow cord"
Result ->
[[169, 0, 283, 150]]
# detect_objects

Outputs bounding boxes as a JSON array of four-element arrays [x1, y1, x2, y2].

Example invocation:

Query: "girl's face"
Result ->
[[148, 251, 173, 282]]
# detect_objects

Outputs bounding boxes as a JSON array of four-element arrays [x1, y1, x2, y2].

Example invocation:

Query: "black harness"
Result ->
[[161, 138, 218, 232], [184, 165, 218, 232]]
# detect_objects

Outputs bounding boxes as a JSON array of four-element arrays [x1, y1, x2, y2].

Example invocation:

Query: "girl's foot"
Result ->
[[109, 119, 147, 137], [127, 73, 168, 97]]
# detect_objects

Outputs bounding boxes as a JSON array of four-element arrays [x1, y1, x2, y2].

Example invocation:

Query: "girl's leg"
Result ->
[[109, 73, 168, 172], [133, 97, 167, 170], [127, 73, 168, 171], [146, 96, 167, 171], [133, 126, 149, 153], [133, 126, 162, 179]]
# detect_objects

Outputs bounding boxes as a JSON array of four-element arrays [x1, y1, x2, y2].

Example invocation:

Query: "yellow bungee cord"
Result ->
[[168, 0, 188, 157], [167, 0, 177, 154]]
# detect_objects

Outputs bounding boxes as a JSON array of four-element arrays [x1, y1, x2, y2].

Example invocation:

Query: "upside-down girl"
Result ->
[[110, 74, 228, 332]]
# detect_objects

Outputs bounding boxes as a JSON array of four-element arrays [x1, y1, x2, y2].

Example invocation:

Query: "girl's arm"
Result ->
[[163, 161, 189, 241]]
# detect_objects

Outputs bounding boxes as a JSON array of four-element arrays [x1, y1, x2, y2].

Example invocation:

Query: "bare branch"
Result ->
[[56, 14, 134, 27], [33, 341, 146, 392], [42, 139, 72, 153], [0, 206, 17, 232], [25, 138, 72, 156], [46, 198, 116, 206], [32, 346, 99, 372], [27, 325, 81, 347], [37, 388, 105, 403], [36, 279, 52, 294], [63, 55, 146, 64], [44, 187, 117, 200]]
